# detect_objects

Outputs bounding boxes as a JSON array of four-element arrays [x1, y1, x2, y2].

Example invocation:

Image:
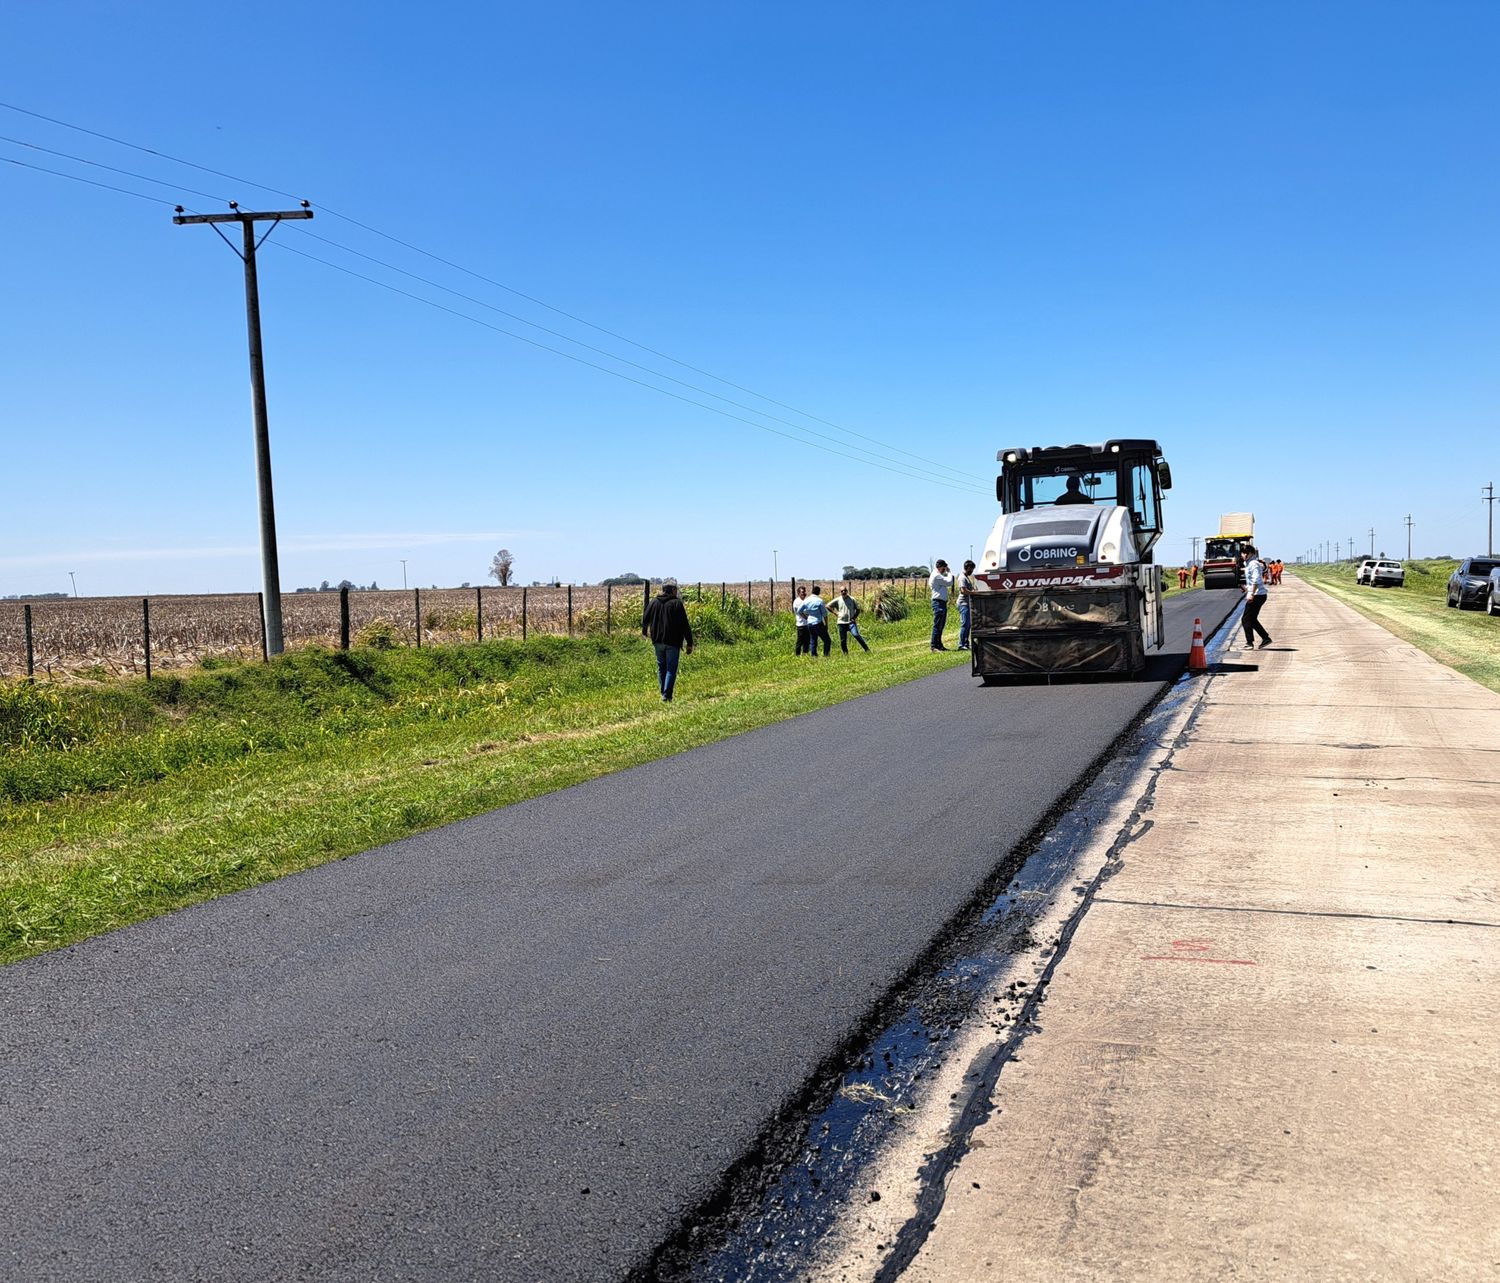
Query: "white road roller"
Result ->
[[970, 439, 1173, 680]]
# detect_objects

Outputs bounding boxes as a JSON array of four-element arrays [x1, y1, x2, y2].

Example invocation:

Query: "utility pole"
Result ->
[[400, 559, 408, 590], [1191, 536, 1200, 566], [773, 550, 778, 584], [69, 571, 78, 598], [1335, 540, 1341, 562], [1368, 528, 1375, 558], [1485, 483, 1496, 557], [1405, 515, 1413, 559], [175, 202, 314, 654]]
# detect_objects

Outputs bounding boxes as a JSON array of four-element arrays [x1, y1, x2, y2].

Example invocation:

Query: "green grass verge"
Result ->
[[1, 598, 965, 965], [1295, 559, 1500, 694]]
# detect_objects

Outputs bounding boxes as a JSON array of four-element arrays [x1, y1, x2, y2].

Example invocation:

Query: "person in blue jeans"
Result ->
[[928, 560, 954, 650], [641, 582, 694, 700], [956, 559, 977, 651], [802, 585, 832, 656]]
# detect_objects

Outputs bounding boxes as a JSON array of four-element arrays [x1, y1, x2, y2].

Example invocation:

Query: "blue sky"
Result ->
[[3, 1, 1497, 596]]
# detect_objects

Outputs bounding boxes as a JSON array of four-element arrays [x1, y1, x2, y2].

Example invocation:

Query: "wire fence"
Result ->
[[1, 577, 930, 682]]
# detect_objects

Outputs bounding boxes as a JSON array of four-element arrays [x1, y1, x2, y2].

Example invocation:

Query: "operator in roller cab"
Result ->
[[968, 440, 1172, 680]]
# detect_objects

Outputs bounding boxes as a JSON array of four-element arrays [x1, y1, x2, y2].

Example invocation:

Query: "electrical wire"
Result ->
[[0, 154, 177, 206], [285, 226, 978, 489], [1, 130, 986, 492], [0, 135, 980, 490], [269, 238, 983, 491], [0, 99, 984, 484]]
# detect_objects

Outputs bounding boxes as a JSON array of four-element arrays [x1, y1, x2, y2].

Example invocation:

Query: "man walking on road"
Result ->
[[1240, 547, 1272, 649], [929, 560, 955, 650], [642, 582, 694, 700]]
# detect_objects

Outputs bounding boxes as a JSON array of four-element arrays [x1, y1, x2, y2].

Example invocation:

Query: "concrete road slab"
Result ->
[[891, 577, 1500, 1282], [902, 904, 1500, 1283]]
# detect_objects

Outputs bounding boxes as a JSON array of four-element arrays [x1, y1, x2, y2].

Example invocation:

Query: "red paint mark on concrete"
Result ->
[[1141, 938, 1256, 965]]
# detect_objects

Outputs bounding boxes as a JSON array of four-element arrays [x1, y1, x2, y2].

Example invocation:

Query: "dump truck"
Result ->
[[1201, 512, 1256, 589], [969, 439, 1172, 680]]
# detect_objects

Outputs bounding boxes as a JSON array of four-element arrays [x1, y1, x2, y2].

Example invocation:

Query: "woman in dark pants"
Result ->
[[1241, 546, 1272, 648]]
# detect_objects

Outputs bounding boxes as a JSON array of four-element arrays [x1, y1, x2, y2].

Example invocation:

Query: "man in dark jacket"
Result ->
[[642, 582, 694, 701]]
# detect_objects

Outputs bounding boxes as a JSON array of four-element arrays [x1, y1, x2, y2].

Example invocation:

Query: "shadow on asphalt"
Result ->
[[966, 651, 1192, 688]]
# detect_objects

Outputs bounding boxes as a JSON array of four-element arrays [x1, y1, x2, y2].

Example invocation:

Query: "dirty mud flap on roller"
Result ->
[[971, 585, 1147, 677]]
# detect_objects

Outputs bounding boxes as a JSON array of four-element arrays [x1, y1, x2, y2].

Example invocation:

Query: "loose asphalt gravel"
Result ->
[[1, 591, 1238, 1283]]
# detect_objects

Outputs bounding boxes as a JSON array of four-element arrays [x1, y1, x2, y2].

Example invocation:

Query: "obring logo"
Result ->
[[1016, 545, 1080, 563]]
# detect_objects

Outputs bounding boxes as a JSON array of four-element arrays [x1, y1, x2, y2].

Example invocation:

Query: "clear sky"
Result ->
[[3, 1, 1497, 597]]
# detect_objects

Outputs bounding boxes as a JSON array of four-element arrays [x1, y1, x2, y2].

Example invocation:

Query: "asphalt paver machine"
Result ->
[[970, 439, 1172, 680]]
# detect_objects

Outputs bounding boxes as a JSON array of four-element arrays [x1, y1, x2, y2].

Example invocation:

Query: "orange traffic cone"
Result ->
[[1188, 618, 1207, 673]]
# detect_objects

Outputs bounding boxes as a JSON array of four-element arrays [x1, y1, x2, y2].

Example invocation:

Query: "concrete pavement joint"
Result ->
[[1092, 896, 1500, 930]]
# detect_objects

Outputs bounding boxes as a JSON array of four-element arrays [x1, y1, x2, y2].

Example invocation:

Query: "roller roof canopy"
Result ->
[[996, 440, 1164, 464]]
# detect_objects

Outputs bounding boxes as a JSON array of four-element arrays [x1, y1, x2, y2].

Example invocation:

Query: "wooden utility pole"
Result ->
[[1485, 483, 1496, 557], [174, 202, 313, 654], [1405, 514, 1413, 559]]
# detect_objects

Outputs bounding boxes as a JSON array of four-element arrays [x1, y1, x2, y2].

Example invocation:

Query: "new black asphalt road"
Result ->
[[1, 592, 1238, 1283]]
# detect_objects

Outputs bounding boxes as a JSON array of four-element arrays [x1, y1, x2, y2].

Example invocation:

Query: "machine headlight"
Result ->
[[1101, 541, 1118, 561]]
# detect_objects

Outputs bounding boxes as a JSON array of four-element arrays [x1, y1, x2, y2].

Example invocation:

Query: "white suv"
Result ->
[[1367, 559, 1405, 587], [1356, 559, 1376, 585]]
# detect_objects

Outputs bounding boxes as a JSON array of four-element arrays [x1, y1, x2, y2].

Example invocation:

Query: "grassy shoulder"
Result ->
[[0, 597, 966, 965], [1294, 559, 1500, 694]]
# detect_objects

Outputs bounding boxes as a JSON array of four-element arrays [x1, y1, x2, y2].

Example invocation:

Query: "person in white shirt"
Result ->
[[1241, 547, 1272, 649], [929, 560, 955, 651], [792, 584, 811, 656], [802, 586, 831, 657]]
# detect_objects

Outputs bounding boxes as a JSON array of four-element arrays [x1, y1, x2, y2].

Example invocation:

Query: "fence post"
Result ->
[[476, 586, 483, 642], [258, 591, 268, 661], [23, 604, 34, 681], [567, 584, 573, 636], [696, 582, 702, 601], [642, 580, 649, 626], [606, 583, 612, 634], [414, 587, 422, 649], [746, 580, 751, 606], [721, 582, 726, 608], [522, 587, 528, 641], [142, 597, 152, 681], [339, 587, 350, 650]]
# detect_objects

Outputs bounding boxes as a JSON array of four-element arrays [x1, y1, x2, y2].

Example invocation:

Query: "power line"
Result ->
[[271, 239, 983, 492], [2, 141, 980, 492], [0, 153, 177, 206], [1, 132, 975, 486], [286, 226, 977, 489], [0, 99, 983, 484], [0, 133, 230, 205]]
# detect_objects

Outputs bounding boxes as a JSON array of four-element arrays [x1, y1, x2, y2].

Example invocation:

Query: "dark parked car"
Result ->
[[1447, 557, 1500, 609]]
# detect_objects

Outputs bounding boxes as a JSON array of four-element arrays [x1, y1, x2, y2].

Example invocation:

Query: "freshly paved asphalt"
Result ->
[[1, 592, 1237, 1283]]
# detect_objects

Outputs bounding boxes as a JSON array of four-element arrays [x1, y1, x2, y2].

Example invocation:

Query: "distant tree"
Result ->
[[369, 580, 378, 591], [320, 579, 331, 592], [602, 572, 647, 585], [489, 549, 515, 586]]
